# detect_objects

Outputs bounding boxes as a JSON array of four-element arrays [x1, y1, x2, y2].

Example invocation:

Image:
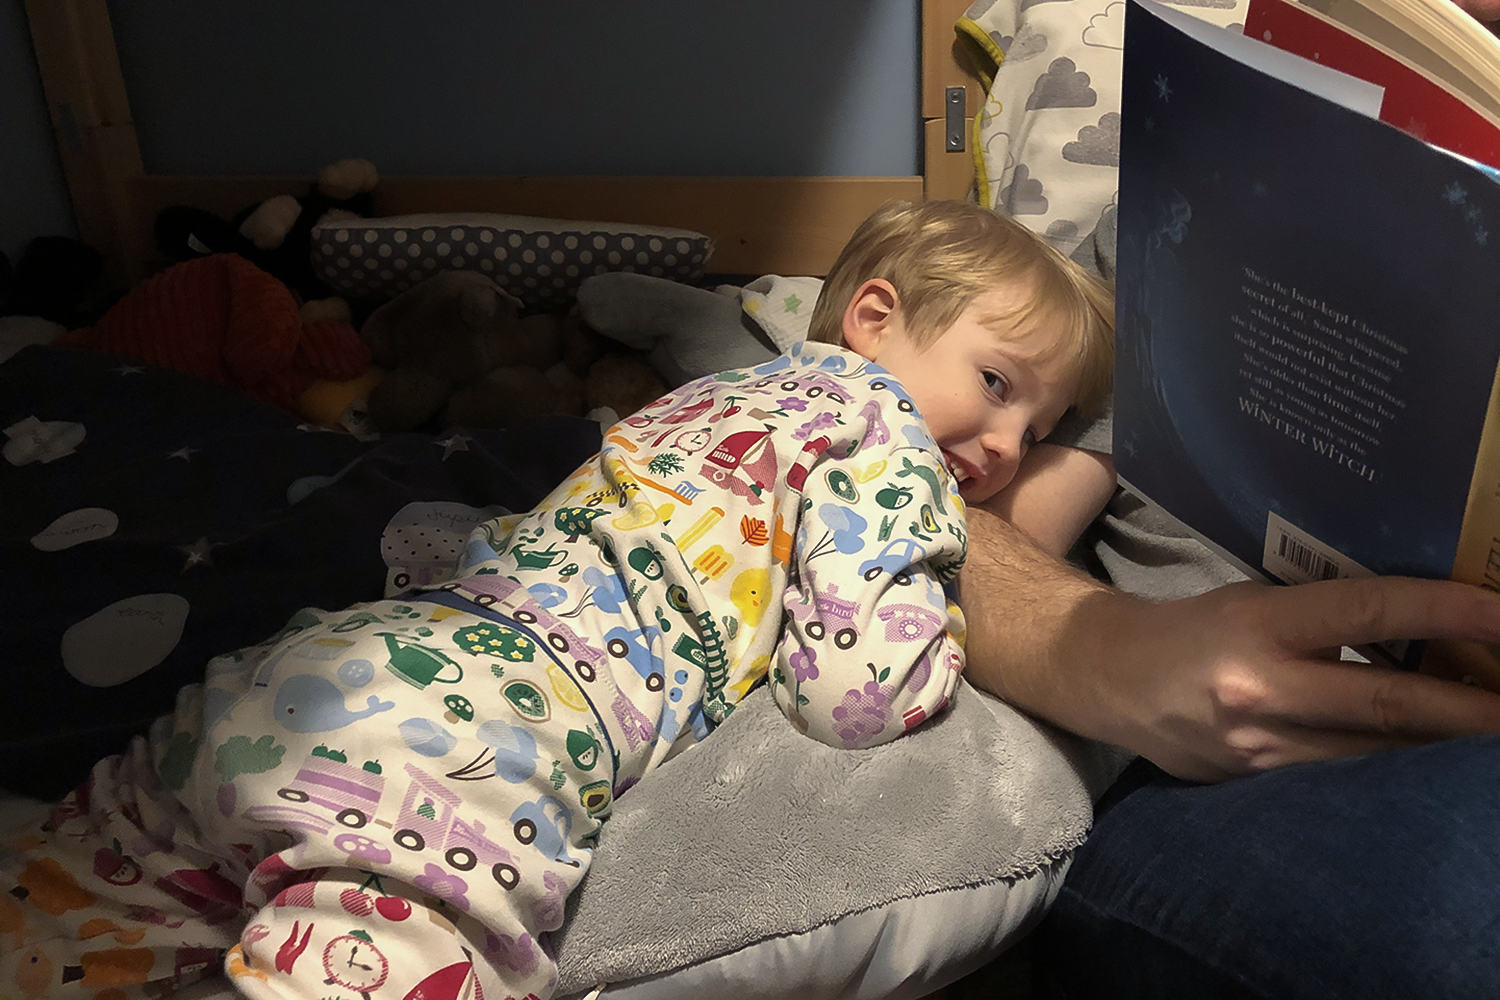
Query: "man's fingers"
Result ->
[[1241, 655, 1500, 738], [1176, 660, 1500, 780], [1209, 724, 1428, 778], [1258, 576, 1500, 651]]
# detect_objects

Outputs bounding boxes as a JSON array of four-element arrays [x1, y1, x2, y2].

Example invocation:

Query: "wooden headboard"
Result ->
[[25, 0, 981, 290]]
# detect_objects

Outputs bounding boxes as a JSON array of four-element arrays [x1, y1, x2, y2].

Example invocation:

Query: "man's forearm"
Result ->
[[959, 505, 1145, 742], [977, 443, 1116, 558]]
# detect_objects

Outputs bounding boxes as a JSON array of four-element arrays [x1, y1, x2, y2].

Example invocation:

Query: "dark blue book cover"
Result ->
[[1116, 0, 1500, 590]]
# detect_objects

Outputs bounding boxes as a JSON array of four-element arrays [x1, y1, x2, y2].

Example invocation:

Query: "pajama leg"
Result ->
[[229, 866, 545, 1000], [0, 727, 244, 1000], [3, 599, 613, 1000], [0, 623, 345, 998], [199, 599, 613, 1000]]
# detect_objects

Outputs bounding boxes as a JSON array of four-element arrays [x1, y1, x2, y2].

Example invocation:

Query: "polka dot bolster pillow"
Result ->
[[311, 213, 715, 309]]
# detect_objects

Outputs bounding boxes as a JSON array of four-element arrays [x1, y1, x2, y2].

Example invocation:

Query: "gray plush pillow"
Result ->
[[312, 213, 714, 309], [550, 681, 1130, 999]]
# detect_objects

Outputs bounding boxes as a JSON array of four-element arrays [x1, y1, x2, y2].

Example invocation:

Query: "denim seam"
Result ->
[[1054, 885, 1275, 1000]]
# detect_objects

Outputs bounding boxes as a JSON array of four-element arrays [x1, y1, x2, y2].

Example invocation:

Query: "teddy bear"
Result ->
[[154, 158, 379, 324], [357, 270, 668, 434], [367, 268, 826, 436]]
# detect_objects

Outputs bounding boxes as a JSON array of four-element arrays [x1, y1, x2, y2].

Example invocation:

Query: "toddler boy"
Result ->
[[1, 200, 1112, 1000]]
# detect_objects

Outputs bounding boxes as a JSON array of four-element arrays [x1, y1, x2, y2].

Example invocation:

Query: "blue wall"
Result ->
[[1, 2, 919, 264], [1, 0, 78, 263], [112, 1, 920, 178]]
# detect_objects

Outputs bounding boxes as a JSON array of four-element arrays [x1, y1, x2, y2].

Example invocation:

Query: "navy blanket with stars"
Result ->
[[0, 345, 601, 799]]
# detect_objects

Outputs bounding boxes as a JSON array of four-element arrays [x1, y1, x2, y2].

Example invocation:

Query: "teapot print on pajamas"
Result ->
[[379, 633, 466, 689]]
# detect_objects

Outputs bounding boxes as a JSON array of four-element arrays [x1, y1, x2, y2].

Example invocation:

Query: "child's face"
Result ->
[[844, 281, 1078, 504]]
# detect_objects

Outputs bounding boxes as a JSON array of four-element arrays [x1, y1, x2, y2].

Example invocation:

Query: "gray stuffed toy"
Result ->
[[574, 272, 785, 386]]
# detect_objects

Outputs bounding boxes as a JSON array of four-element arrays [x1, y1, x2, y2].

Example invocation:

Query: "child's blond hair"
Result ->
[[806, 199, 1113, 418]]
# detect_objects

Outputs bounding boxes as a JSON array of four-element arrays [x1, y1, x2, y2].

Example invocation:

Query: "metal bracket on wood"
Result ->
[[944, 87, 966, 152]]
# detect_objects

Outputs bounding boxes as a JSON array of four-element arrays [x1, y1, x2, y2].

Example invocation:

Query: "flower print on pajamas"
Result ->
[[0, 341, 966, 1000]]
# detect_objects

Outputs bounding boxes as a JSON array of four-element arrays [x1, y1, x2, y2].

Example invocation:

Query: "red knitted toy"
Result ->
[[61, 254, 371, 414]]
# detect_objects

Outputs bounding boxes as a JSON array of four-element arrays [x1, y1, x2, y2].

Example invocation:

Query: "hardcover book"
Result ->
[[1293, 0, 1500, 120], [1244, 0, 1500, 168], [1114, 0, 1500, 679]]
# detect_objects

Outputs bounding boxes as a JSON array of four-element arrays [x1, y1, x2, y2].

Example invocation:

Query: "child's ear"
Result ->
[[841, 279, 901, 361]]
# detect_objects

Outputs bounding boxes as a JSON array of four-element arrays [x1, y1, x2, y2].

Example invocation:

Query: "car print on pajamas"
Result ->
[[393, 763, 523, 889], [786, 583, 861, 650], [777, 372, 849, 404], [604, 622, 667, 692], [858, 537, 926, 583], [510, 793, 584, 867], [867, 376, 917, 414]]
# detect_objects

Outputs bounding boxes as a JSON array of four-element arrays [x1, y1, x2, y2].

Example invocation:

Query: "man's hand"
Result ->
[[960, 507, 1500, 783], [1089, 577, 1500, 781]]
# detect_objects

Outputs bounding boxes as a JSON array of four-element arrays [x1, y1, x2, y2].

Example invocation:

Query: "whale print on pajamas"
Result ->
[[272, 674, 395, 733]]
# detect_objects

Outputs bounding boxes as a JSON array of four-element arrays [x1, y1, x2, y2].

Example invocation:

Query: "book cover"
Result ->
[[1244, 0, 1500, 168], [1115, 0, 1500, 655]]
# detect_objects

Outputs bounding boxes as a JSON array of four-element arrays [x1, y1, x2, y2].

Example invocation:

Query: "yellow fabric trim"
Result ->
[[971, 110, 992, 209], [954, 16, 1004, 91], [954, 16, 1004, 210]]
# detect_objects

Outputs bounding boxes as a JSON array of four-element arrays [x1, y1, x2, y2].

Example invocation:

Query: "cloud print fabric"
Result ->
[[959, 0, 1246, 255]]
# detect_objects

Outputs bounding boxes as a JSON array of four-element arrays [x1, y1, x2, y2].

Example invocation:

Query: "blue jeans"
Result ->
[[1035, 735, 1500, 999]]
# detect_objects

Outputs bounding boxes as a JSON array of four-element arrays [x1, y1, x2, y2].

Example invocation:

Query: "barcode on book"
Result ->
[[1262, 511, 1375, 585], [1275, 533, 1342, 581], [1262, 514, 1412, 666]]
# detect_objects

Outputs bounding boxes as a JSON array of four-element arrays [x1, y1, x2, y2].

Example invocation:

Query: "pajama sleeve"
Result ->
[[771, 443, 968, 749]]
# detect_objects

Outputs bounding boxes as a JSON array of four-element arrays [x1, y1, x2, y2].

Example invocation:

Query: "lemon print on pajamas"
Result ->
[[453, 622, 536, 661], [547, 664, 588, 712]]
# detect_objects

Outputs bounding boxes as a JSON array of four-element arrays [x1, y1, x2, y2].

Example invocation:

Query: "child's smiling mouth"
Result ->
[[942, 450, 976, 485]]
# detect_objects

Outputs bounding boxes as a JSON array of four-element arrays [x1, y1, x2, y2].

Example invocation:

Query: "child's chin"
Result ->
[[957, 480, 997, 505]]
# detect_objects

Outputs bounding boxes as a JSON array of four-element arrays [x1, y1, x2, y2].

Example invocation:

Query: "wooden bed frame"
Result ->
[[25, 0, 982, 291]]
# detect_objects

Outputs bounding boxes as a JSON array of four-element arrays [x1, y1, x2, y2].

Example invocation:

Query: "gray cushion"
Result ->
[[552, 681, 1130, 998]]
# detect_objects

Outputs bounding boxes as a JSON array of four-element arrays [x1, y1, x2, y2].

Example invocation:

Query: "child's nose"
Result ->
[[980, 428, 1027, 490]]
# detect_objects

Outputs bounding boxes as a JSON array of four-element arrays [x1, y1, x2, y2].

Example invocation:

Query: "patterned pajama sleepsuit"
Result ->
[[2, 341, 968, 1000]]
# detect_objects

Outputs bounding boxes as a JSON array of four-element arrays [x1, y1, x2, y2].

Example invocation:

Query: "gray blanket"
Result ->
[[552, 680, 1130, 995]]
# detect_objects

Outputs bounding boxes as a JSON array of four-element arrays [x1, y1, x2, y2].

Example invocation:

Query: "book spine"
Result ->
[[1427, 359, 1500, 687], [1452, 360, 1500, 590]]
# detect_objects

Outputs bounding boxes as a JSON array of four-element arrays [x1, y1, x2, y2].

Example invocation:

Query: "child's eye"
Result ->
[[982, 370, 1009, 397], [1022, 427, 1038, 451]]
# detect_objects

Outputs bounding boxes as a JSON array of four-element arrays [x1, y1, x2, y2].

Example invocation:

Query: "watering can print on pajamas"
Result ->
[[381, 633, 464, 689]]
